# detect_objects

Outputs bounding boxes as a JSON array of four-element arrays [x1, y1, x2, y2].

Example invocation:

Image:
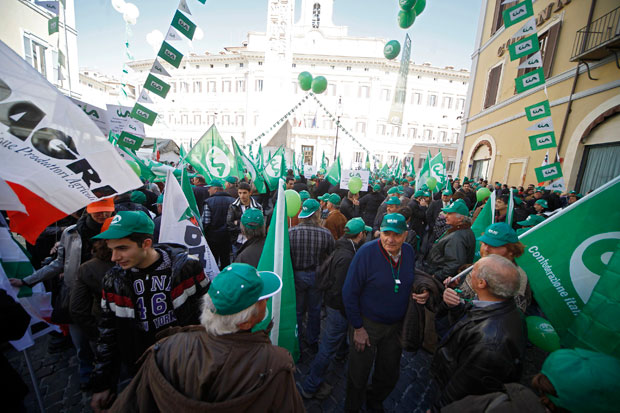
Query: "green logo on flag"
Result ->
[[171, 10, 196, 40], [525, 100, 551, 121], [508, 34, 540, 61], [515, 67, 545, 94], [158, 41, 183, 69], [265, 156, 281, 178], [570, 233, 620, 303], [535, 162, 563, 183], [130, 103, 158, 126], [144, 74, 170, 99], [117, 131, 144, 151], [503, 0, 534, 28], [529, 132, 557, 151], [207, 147, 230, 178], [48, 16, 59, 35]]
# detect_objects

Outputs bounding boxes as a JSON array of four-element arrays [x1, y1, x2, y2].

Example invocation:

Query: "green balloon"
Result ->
[[476, 187, 491, 202], [285, 189, 302, 218], [398, 9, 416, 29], [311, 76, 328, 94], [348, 177, 363, 194], [399, 0, 417, 11], [526, 316, 561, 353], [298, 71, 313, 91], [384, 40, 401, 60], [426, 177, 437, 191], [414, 0, 426, 15], [126, 160, 140, 177]]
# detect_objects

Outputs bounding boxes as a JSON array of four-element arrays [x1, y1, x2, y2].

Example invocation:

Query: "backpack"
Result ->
[[315, 252, 336, 292]]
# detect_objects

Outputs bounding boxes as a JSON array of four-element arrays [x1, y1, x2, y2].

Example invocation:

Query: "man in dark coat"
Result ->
[[359, 184, 384, 226], [234, 209, 266, 268], [191, 175, 210, 216], [340, 191, 361, 220], [432, 255, 527, 408], [203, 179, 235, 269]]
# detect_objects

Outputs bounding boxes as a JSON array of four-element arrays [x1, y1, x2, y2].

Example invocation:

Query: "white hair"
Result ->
[[454, 214, 472, 224], [476, 254, 520, 298], [200, 294, 260, 336]]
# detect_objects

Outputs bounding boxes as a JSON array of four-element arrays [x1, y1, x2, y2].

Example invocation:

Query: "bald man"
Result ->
[[431, 255, 527, 408]]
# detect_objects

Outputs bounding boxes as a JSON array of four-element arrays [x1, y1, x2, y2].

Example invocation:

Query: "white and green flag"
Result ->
[[325, 154, 341, 186], [231, 137, 267, 193], [186, 125, 241, 183], [160, 170, 219, 280], [516, 175, 620, 341], [416, 151, 432, 191], [253, 179, 300, 361], [429, 151, 447, 190], [262, 147, 286, 191]]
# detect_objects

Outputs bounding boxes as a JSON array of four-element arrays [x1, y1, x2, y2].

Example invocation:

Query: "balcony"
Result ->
[[571, 6, 620, 61]]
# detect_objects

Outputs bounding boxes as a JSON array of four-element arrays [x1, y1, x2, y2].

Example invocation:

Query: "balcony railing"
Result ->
[[571, 6, 620, 61]]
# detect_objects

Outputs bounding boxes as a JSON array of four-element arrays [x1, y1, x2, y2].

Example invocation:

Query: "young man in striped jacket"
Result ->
[[89, 211, 209, 412]]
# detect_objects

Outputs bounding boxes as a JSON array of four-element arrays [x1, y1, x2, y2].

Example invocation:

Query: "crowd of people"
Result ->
[[4, 169, 619, 413]]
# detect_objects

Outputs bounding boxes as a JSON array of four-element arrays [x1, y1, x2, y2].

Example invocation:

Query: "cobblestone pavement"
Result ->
[[6, 327, 546, 413]]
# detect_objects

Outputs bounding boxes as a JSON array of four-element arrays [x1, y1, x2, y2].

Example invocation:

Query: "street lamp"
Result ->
[[333, 96, 343, 161]]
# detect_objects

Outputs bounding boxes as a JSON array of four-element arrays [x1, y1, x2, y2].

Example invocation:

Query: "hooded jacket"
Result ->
[[110, 326, 305, 413], [91, 243, 209, 393], [324, 236, 358, 313], [425, 224, 475, 281], [226, 197, 263, 243]]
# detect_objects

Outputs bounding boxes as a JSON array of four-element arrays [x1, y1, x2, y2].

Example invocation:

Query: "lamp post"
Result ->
[[333, 96, 343, 161]]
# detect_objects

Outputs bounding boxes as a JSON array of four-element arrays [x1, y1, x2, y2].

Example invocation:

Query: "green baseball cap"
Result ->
[[154, 194, 164, 205], [380, 213, 408, 234], [310, 174, 317, 180], [535, 187, 544, 193], [93, 211, 154, 239], [536, 199, 548, 208], [478, 222, 519, 247], [387, 187, 399, 195], [541, 348, 620, 413], [328, 193, 341, 205], [318, 193, 329, 202], [208, 263, 282, 316], [241, 208, 264, 228], [345, 217, 372, 235], [442, 189, 452, 196], [208, 179, 224, 188], [130, 190, 147, 205], [413, 190, 424, 198], [373, 184, 381, 191], [225, 176, 237, 184], [385, 196, 401, 206], [299, 199, 320, 218], [517, 214, 545, 227], [299, 190, 310, 201], [441, 199, 469, 216]]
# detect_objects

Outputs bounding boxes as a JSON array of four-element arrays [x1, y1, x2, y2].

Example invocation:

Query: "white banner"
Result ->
[[151, 59, 171, 78], [70, 98, 110, 136], [517, 51, 543, 69], [527, 116, 554, 132], [106, 104, 145, 137], [0, 41, 141, 214], [339, 169, 370, 192], [511, 16, 537, 39], [303, 164, 315, 179]]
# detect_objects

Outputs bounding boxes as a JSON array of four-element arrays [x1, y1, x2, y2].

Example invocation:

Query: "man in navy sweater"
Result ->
[[342, 213, 429, 412]]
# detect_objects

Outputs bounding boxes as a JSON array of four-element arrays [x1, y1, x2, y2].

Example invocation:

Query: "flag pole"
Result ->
[[23, 348, 46, 413]]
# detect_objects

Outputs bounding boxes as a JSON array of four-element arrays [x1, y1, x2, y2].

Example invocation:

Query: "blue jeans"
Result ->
[[303, 306, 349, 393], [294, 270, 322, 346], [68, 324, 95, 384]]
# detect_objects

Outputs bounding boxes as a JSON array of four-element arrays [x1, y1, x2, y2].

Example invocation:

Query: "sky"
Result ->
[[76, 0, 483, 77]]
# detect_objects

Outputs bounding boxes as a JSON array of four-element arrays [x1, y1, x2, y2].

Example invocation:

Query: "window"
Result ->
[[442, 96, 452, 109], [181, 114, 188, 125], [418, 157, 426, 169], [491, 0, 510, 35], [236, 115, 244, 126], [364, 67, 369, 72], [428, 94, 437, 107], [225, 63, 229, 68], [452, 132, 459, 142], [236, 80, 245, 92], [255, 79, 263, 92], [171, 82, 177, 93], [517, 22, 562, 81], [302, 145, 314, 165], [424, 129, 432, 140], [412, 92, 422, 104], [23, 36, 47, 78], [258, 61, 263, 66], [328, 84, 336, 96], [356, 121, 366, 133], [193, 81, 202, 93], [222, 115, 230, 125], [354, 152, 364, 163], [346, 66, 352, 71], [52, 50, 60, 84], [483, 64, 502, 109], [389, 155, 397, 165], [312, 3, 321, 28], [358, 85, 369, 98], [330, 65, 335, 70], [194, 114, 201, 125], [439, 131, 447, 142], [180, 81, 189, 93], [168, 114, 175, 125], [472, 159, 490, 181], [239, 63, 244, 68], [447, 161, 455, 172], [196, 65, 200, 69], [222, 80, 231, 93], [392, 126, 401, 137], [207, 81, 216, 93], [377, 124, 386, 135], [292, 63, 296, 68], [408, 127, 417, 139], [381, 89, 390, 101], [456, 98, 465, 111]]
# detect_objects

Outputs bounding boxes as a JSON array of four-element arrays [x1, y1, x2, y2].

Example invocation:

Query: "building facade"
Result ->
[[2, 0, 80, 98], [127, 0, 469, 173], [458, 0, 620, 192]]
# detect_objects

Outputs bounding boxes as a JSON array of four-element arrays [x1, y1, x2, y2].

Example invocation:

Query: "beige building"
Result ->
[[458, 0, 620, 192]]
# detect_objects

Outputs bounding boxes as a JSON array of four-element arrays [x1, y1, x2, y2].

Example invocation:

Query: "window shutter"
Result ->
[[542, 22, 561, 79], [491, 0, 503, 35], [484, 64, 502, 109]]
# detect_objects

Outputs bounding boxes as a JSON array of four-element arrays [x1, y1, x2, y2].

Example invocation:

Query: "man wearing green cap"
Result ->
[[226, 182, 264, 258], [359, 183, 384, 227], [224, 175, 239, 198], [90, 211, 209, 411], [373, 196, 401, 238], [289, 199, 335, 350], [516, 214, 545, 236], [234, 209, 266, 268], [110, 263, 304, 412], [533, 199, 548, 215], [343, 213, 425, 412], [407, 190, 431, 244], [340, 191, 361, 221], [203, 179, 235, 269], [424, 199, 475, 281], [324, 193, 348, 239], [299, 217, 370, 399]]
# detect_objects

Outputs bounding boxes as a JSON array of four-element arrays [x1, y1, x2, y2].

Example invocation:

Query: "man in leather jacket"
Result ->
[[431, 255, 527, 408]]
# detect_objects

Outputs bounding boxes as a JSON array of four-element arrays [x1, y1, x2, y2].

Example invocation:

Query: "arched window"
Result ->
[[312, 3, 321, 28]]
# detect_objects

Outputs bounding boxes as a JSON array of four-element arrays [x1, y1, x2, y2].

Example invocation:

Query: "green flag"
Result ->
[[416, 151, 432, 191], [48, 16, 59, 35], [185, 125, 240, 182], [379, 163, 389, 178], [152, 138, 157, 156], [502, 0, 534, 28], [181, 167, 203, 230], [179, 144, 186, 164], [407, 156, 416, 177], [130, 103, 158, 126], [263, 147, 286, 191], [170, 10, 197, 40], [429, 151, 447, 191], [529, 131, 557, 151], [515, 67, 545, 94], [253, 179, 300, 361], [231, 137, 267, 194], [516, 175, 620, 345], [525, 100, 551, 121], [470, 189, 496, 262], [365, 153, 371, 171], [535, 162, 563, 183], [117, 131, 144, 151], [158, 41, 183, 68], [257, 143, 264, 170], [508, 33, 540, 61], [325, 154, 341, 186], [320, 151, 327, 174], [0, 216, 35, 298], [118, 146, 156, 181], [144, 74, 170, 99]]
